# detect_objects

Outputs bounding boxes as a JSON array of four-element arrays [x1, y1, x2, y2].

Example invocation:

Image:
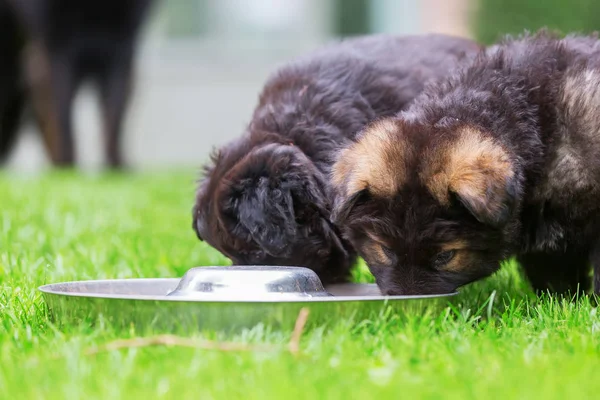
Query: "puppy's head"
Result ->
[[331, 117, 522, 295], [193, 137, 353, 284]]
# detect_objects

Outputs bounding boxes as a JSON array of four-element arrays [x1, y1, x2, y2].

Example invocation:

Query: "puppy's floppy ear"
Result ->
[[192, 149, 221, 242], [230, 182, 295, 256], [219, 143, 332, 257], [330, 118, 407, 224], [331, 188, 369, 226], [192, 205, 206, 241], [427, 127, 520, 228]]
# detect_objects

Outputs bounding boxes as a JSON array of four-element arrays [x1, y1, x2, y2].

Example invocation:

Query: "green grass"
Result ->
[[1, 171, 599, 399], [474, 0, 600, 45]]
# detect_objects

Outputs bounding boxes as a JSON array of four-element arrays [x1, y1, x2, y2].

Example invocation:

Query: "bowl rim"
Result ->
[[38, 278, 459, 303]]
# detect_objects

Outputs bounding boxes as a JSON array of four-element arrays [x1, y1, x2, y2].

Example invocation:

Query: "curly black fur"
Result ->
[[193, 33, 482, 285], [332, 30, 600, 295]]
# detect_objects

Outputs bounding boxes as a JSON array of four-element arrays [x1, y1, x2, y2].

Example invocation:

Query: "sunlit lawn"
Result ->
[[1, 171, 599, 399]]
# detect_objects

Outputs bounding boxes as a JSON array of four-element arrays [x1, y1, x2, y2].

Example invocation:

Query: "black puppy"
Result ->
[[331, 30, 600, 295], [0, 0, 25, 163], [6, 0, 154, 167], [193, 34, 482, 285]]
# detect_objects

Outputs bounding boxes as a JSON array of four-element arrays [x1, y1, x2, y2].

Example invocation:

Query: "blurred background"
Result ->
[[5, 0, 600, 171]]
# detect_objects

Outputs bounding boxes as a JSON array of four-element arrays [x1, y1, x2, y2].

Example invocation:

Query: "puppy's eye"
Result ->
[[364, 242, 395, 265], [433, 250, 456, 268], [381, 246, 396, 260]]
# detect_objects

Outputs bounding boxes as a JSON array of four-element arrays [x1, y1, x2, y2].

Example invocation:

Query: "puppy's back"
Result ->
[[254, 33, 482, 144], [312, 33, 482, 76], [273, 33, 482, 93]]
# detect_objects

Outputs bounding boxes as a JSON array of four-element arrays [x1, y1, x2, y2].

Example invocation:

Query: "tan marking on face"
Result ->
[[440, 240, 469, 251], [439, 250, 472, 273], [424, 126, 513, 211], [363, 241, 391, 265], [359, 230, 393, 265], [436, 240, 472, 273], [332, 118, 407, 198]]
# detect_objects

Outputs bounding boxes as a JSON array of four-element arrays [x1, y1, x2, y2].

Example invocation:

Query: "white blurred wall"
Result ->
[[6, 0, 471, 171]]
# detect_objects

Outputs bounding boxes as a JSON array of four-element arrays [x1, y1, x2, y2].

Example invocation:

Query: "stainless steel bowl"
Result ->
[[167, 266, 331, 300], [38, 265, 459, 333]]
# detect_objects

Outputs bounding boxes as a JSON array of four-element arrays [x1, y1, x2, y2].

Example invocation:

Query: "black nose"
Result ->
[[383, 288, 407, 296], [381, 285, 443, 296]]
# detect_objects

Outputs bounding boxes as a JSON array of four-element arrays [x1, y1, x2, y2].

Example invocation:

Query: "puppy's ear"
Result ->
[[330, 118, 407, 224], [192, 206, 206, 241], [232, 180, 296, 257], [427, 127, 520, 228], [331, 189, 369, 226], [192, 149, 220, 242], [220, 143, 332, 257]]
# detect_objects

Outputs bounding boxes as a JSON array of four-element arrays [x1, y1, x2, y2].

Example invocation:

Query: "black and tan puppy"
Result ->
[[193, 34, 482, 285], [332, 30, 600, 295], [6, 0, 154, 167]]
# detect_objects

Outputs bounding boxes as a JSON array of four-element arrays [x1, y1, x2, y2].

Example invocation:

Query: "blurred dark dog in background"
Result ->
[[0, 0, 25, 164], [193, 33, 482, 285], [2, 0, 154, 167]]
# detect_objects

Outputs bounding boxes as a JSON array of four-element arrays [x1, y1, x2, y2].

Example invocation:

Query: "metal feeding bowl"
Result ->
[[167, 266, 332, 300], [39, 265, 458, 333]]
